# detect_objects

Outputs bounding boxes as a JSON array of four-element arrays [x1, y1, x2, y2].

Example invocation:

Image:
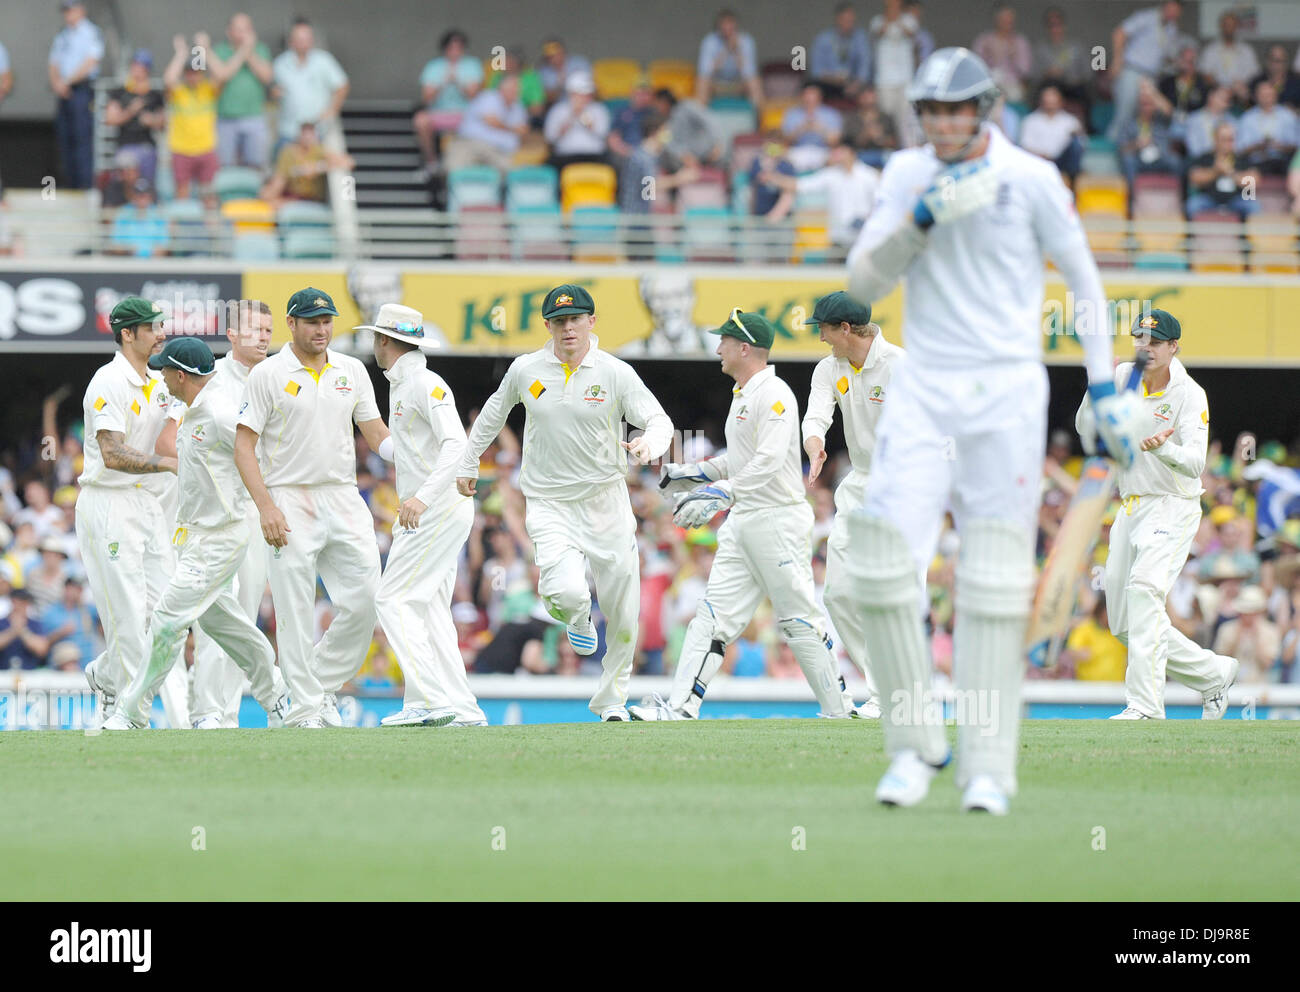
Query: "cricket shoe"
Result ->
[[297, 717, 326, 728], [627, 693, 689, 721], [566, 612, 598, 656], [321, 693, 343, 727], [447, 719, 488, 727], [266, 692, 290, 729], [875, 748, 950, 808], [851, 698, 883, 719], [192, 716, 223, 729], [600, 706, 630, 722], [1202, 657, 1240, 720], [382, 706, 456, 727], [84, 658, 116, 717], [101, 712, 146, 731], [1109, 707, 1153, 720], [961, 774, 1009, 816]]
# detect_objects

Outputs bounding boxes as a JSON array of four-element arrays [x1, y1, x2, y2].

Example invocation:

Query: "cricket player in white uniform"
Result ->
[[78, 296, 191, 727], [367, 304, 486, 728], [103, 338, 288, 730], [844, 48, 1147, 814], [236, 288, 390, 728], [1076, 309, 1239, 720], [803, 291, 906, 718], [628, 309, 857, 722], [455, 284, 674, 721]]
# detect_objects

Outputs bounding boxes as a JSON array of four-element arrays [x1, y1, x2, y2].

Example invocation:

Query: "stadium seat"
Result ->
[[570, 205, 622, 262], [792, 207, 830, 263], [1089, 101, 1115, 136], [162, 199, 204, 223], [648, 59, 695, 100], [1077, 186, 1129, 216], [708, 98, 758, 156], [729, 132, 765, 178], [603, 98, 630, 120], [560, 162, 617, 213], [220, 197, 275, 233], [760, 100, 795, 134], [730, 170, 751, 214], [232, 231, 281, 261], [1081, 136, 1120, 177], [1245, 214, 1299, 272], [1131, 174, 1183, 217], [454, 204, 509, 260], [281, 226, 336, 259], [1074, 174, 1126, 196], [1133, 213, 1186, 253], [1133, 251, 1189, 270], [505, 165, 559, 209], [592, 58, 643, 100], [447, 166, 502, 211], [1188, 211, 1245, 271], [761, 61, 802, 101], [677, 168, 728, 211], [1081, 207, 1129, 265], [683, 206, 734, 262], [511, 204, 568, 261], [276, 200, 334, 228], [213, 166, 263, 203], [1255, 175, 1291, 216]]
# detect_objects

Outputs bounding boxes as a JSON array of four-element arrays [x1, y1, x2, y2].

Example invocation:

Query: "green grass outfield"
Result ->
[[3, 720, 1296, 900]]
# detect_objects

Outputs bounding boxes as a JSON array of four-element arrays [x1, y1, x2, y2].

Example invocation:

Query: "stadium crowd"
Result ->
[[2, 399, 1298, 692]]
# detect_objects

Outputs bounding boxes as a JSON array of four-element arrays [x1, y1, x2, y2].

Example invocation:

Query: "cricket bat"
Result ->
[[1025, 355, 1148, 669]]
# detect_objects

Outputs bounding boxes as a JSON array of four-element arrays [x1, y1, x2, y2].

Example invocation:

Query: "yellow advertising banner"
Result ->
[[240, 267, 1299, 365]]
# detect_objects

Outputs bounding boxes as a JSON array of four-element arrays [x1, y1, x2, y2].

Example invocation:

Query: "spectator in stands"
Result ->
[[1236, 80, 1299, 176], [209, 12, 274, 169], [841, 86, 899, 168], [26, 537, 69, 612], [271, 18, 349, 146], [104, 50, 164, 182], [1184, 84, 1233, 159], [260, 120, 352, 206], [537, 37, 591, 107], [1019, 84, 1085, 186], [619, 113, 698, 213], [543, 73, 610, 170], [1253, 45, 1300, 109], [1156, 41, 1212, 137], [1117, 79, 1180, 188], [1198, 9, 1259, 110], [608, 78, 655, 163], [1214, 586, 1278, 684], [40, 577, 100, 670], [14, 481, 63, 539], [0, 589, 49, 670], [762, 141, 879, 247], [810, 3, 872, 104], [486, 47, 545, 126], [1034, 7, 1090, 120], [695, 9, 763, 108], [101, 149, 144, 209], [1185, 120, 1259, 220], [907, 2, 935, 64], [1060, 599, 1126, 681], [164, 32, 223, 201], [973, 3, 1033, 105], [0, 38, 11, 109], [870, 0, 920, 143], [748, 138, 796, 215], [1108, 0, 1185, 143], [996, 97, 1022, 143], [413, 29, 484, 181], [48, 0, 104, 189], [651, 89, 723, 169], [781, 83, 842, 172], [447, 72, 529, 173], [1288, 147, 1300, 216], [108, 177, 169, 256]]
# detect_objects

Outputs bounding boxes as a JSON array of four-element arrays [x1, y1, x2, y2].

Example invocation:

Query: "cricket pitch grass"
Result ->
[[3, 720, 1295, 900]]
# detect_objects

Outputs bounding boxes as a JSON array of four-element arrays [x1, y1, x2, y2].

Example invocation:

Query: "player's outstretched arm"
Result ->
[[97, 430, 177, 475], [846, 156, 928, 304], [455, 361, 520, 495], [618, 365, 674, 464]]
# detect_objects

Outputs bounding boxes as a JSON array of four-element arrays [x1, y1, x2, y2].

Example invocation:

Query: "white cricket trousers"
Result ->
[[1105, 494, 1232, 717], [856, 360, 1048, 795], [376, 496, 485, 723], [266, 484, 380, 726], [823, 469, 880, 701], [118, 523, 279, 725], [75, 485, 190, 724], [525, 480, 639, 715], [190, 514, 266, 726]]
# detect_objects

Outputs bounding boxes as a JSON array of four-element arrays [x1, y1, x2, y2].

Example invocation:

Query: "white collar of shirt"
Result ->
[[543, 334, 600, 368], [223, 354, 255, 382], [858, 331, 891, 371], [733, 364, 775, 397], [383, 348, 427, 384], [282, 346, 339, 374], [187, 380, 214, 413], [112, 350, 154, 389], [1143, 356, 1188, 395]]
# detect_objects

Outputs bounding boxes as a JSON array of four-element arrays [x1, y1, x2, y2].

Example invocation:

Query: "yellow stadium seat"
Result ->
[[649, 59, 695, 100], [592, 58, 643, 99], [1076, 187, 1128, 216], [760, 100, 795, 134], [559, 162, 616, 192], [1133, 214, 1186, 253], [220, 197, 275, 233], [1074, 174, 1127, 197], [561, 184, 615, 213], [792, 210, 829, 263]]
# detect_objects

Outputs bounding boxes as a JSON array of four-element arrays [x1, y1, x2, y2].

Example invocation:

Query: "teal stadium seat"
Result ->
[[213, 166, 263, 203], [447, 166, 502, 211]]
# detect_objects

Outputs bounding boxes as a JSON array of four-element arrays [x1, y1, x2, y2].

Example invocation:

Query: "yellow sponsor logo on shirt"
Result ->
[[529, 380, 546, 399], [431, 387, 445, 400], [836, 376, 849, 395], [771, 401, 785, 416], [130, 399, 141, 415], [1200, 409, 1208, 425], [94, 396, 106, 411], [285, 380, 301, 396]]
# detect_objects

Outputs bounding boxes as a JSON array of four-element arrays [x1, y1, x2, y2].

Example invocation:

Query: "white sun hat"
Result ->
[[355, 303, 440, 348]]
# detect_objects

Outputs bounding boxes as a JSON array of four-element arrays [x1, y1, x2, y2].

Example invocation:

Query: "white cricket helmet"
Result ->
[[907, 47, 1000, 160]]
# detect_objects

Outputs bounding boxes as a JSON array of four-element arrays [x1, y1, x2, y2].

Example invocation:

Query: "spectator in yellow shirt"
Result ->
[[164, 32, 222, 200], [259, 121, 352, 206], [1061, 600, 1128, 681]]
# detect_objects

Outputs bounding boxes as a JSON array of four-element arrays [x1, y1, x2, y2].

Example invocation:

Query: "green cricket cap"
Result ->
[[708, 308, 776, 350], [109, 295, 163, 330], [542, 284, 595, 319], [147, 336, 215, 375], [811, 291, 872, 326], [286, 287, 339, 318], [1131, 308, 1181, 341]]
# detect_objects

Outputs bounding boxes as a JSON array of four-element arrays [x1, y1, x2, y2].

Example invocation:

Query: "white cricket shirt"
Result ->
[[174, 378, 252, 530], [383, 349, 468, 512], [848, 124, 1113, 383], [78, 351, 176, 502], [238, 346, 381, 487], [708, 365, 805, 511], [458, 334, 673, 500], [802, 331, 905, 475]]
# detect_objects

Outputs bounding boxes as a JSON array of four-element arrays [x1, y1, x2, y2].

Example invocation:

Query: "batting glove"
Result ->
[[913, 158, 1000, 230], [672, 482, 734, 529], [1083, 382, 1144, 469], [659, 460, 722, 498]]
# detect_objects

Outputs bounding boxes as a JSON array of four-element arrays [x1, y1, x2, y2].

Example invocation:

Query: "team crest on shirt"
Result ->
[[1154, 403, 1172, 422], [734, 404, 748, 422], [107, 542, 120, 561], [393, 400, 404, 418], [583, 384, 607, 404], [333, 374, 353, 395], [189, 424, 206, 442], [868, 385, 885, 404]]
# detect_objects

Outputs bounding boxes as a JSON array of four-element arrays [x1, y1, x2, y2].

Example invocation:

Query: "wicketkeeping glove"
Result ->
[[659, 460, 722, 499], [913, 157, 1000, 230], [1082, 382, 1144, 469], [672, 482, 734, 528]]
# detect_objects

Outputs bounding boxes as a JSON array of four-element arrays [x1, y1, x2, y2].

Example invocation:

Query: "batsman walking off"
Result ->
[[1076, 309, 1239, 720], [456, 285, 674, 722], [845, 48, 1146, 814]]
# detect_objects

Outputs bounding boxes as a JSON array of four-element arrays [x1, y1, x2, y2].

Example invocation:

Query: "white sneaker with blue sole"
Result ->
[[875, 748, 950, 807], [566, 612, 598, 656], [961, 774, 1010, 816]]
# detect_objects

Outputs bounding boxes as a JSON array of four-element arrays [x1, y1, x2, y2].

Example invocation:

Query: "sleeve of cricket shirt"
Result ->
[[802, 358, 837, 444], [415, 378, 468, 507], [351, 360, 382, 425], [87, 373, 128, 436], [1153, 383, 1209, 479], [618, 361, 674, 460], [237, 362, 274, 436], [729, 387, 797, 495], [456, 358, 520, 480]]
